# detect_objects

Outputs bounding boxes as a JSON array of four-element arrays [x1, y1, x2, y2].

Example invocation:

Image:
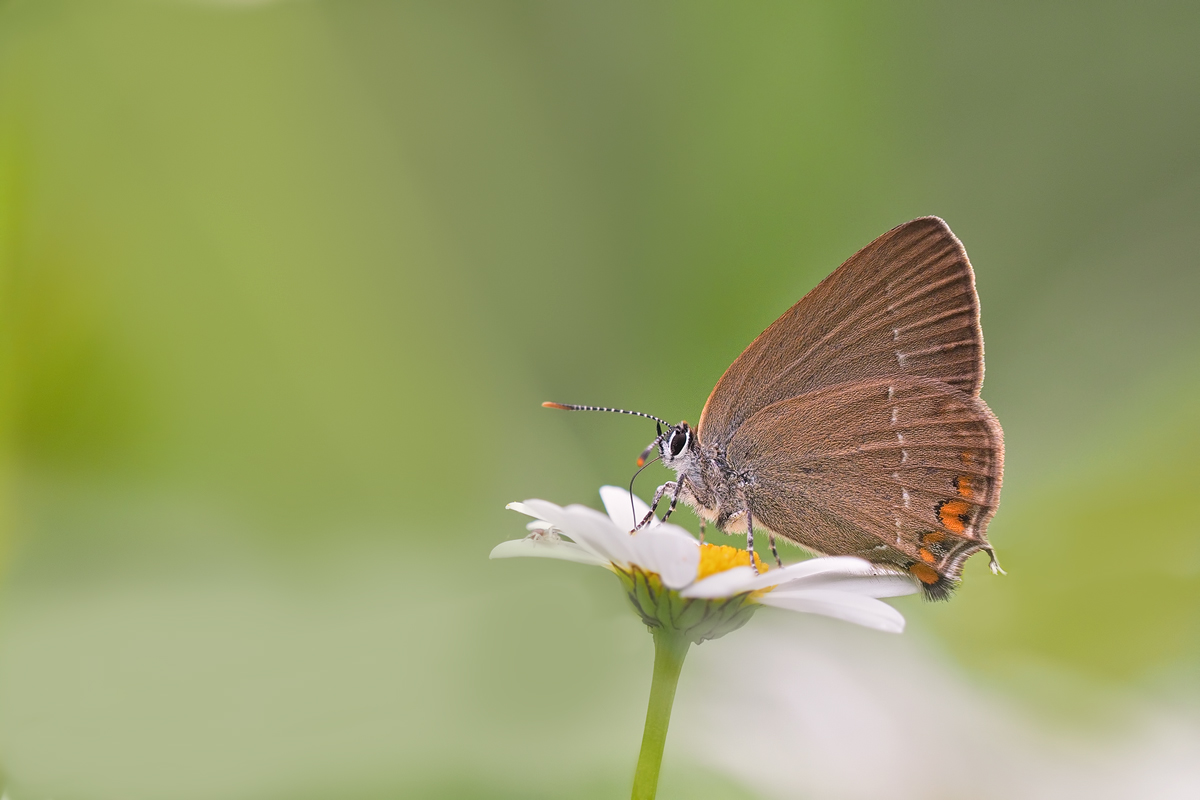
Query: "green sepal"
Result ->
[[617, 566, 761, 644]]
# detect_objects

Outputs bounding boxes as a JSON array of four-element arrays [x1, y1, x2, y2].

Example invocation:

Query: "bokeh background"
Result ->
[[1, 1, 1198, 798]]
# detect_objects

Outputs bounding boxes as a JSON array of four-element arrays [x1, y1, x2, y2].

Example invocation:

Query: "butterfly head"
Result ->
[[658, 421, 695, 468], [540, 402, 697, 470]]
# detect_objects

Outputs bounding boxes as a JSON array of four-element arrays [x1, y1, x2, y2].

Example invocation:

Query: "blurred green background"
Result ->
[[0, 1, 1198, 798]]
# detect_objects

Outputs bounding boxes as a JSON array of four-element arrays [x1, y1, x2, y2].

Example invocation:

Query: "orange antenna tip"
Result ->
[[537, 402, 672, 428]]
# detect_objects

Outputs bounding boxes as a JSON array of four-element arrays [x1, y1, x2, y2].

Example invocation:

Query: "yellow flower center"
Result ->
[[696, 542, 767, 580]]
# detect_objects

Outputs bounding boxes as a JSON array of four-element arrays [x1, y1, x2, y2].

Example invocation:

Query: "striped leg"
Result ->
[[697, 518, 706, 544], [769, 533, 782, 568], [634, 482, 675, 531], [660, 480, 685, 524]]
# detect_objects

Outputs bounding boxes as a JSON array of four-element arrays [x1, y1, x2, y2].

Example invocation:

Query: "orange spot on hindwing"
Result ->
[[909, 562, 940, 585], [917, 531, 948, 564], [954, 475, 974, 498], [936, 499, 972, 534], [916, 527, 945, 561]]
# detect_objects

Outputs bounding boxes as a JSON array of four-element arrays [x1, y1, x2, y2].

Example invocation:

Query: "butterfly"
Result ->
[[547, 217, 1004, 599]]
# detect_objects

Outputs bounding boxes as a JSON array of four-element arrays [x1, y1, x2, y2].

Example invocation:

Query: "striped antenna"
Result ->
[[542, 402, 670, 428]]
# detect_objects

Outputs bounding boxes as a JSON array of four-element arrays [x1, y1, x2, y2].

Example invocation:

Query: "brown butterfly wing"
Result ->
[[726, 377, 1003, 599], [698, 217, 985, 447]]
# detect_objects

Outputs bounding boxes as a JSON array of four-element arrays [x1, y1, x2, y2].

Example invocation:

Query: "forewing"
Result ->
[[727, 377, 1003, 596], [699, 217, 985, 447]]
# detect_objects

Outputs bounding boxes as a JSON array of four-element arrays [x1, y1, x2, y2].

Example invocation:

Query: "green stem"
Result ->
[[631, 627, 691, 800]]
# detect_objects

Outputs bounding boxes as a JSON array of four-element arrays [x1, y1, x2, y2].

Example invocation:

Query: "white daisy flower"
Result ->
[[491, 486, 918, 637]]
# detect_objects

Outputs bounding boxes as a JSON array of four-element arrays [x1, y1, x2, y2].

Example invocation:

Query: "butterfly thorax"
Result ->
[[660, 426, 755, 534]]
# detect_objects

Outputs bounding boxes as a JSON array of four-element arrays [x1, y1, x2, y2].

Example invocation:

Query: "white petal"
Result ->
[[516, 499, 568, 524], [489, 538, 611, 567], [680, 566, 759, 598], [514, 500, 617, 564], [627, 527, 701, 589], [757, 589, 906, 633], [556, 503, 636, 567], [778, 572, 920, 598], [650, 520, 698, 542], [506, 500, 554, 519], [599, 485, 658, 531], [742, 556, 880, 592]]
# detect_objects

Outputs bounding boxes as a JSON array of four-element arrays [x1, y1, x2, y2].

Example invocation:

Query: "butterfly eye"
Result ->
[[669, 430, 688, 457]]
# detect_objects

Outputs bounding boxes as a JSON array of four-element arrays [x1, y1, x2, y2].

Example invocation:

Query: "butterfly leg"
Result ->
[[633, 482, 675, 531], [745, 507, 759, 575], [768, 533, 782, 568], [697, 518, 706, 544], [659, 480, 685, 524]]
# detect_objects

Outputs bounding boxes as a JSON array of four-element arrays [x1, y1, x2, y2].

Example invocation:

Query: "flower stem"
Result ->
[[631, 627, 691, 800]]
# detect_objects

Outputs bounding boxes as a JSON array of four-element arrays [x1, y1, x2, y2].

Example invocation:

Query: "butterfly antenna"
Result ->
[[542, 402, 670, 428]]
